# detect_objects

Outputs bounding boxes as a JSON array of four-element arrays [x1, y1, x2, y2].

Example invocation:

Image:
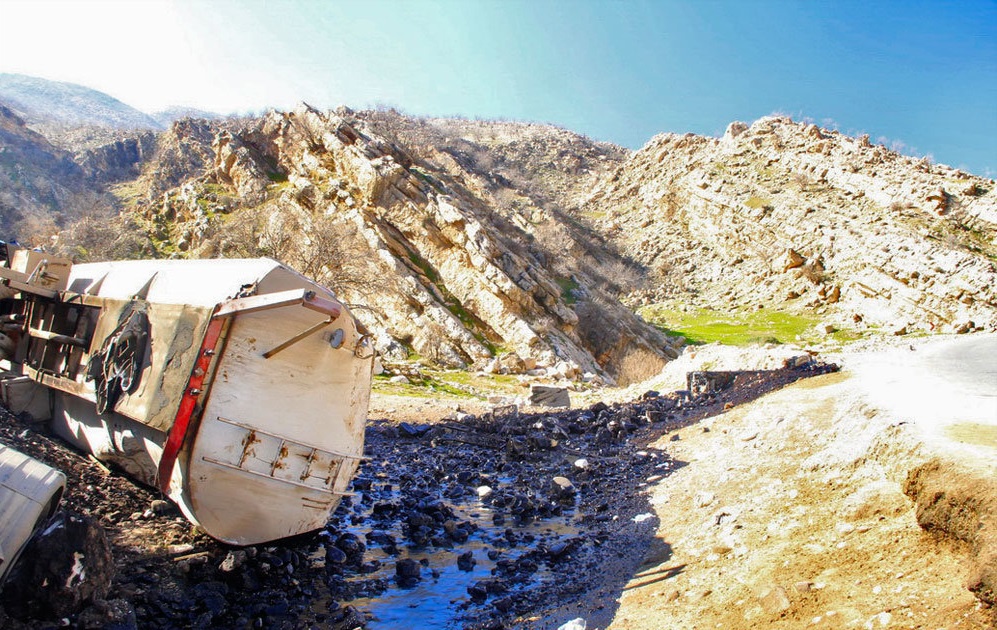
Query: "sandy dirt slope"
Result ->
[[608, 341, 996, 629]]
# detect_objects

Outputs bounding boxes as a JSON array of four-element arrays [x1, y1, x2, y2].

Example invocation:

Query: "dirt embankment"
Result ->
[[609, 350, 997, 629]]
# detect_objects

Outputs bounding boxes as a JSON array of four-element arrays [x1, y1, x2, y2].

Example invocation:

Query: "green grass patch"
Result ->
[[372, 369, 521, 400], [638, 304, 817, 346], [408, 251, 441, 283], [556, 276, 580, 305]]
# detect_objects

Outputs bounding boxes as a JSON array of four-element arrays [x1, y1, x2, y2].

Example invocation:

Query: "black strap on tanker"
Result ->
[[85, 305, 150, 415]]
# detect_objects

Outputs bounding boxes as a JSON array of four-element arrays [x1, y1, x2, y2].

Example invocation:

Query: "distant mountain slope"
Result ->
[[0, 104, 99, 239], [0, 73, 162, 131], [150, 106, 223, 127]]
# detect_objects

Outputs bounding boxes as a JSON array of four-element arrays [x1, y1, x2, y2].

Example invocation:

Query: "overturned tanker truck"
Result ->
[[0, 247, 375, 545]]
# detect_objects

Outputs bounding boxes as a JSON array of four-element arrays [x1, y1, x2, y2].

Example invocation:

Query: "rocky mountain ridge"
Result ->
[[0, 74, 164, 152], [2, 78, 995, 382], [109, 105, 676, 383], [585, 116, 997, 336]]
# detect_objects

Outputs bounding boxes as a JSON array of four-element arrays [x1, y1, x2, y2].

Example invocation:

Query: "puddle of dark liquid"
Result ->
[[319, 483, 582, 628]]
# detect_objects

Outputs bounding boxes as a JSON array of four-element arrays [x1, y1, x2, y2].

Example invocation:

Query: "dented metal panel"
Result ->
[[0, 444, 66, 584], [23, 299, 214, 433]]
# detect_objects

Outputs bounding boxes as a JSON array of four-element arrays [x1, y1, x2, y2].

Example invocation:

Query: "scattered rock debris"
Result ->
[[0, 361, 838, 629]]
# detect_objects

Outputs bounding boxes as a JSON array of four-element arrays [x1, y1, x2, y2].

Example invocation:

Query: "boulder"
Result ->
[[724, 121, 749, 140], [530, 385, 571, 408], [781, 248, 805, 272], [550, 476, 576, 502], [1, 511, 114, 619], [395, 558, 421, 586], [500, 352, 527, 374]]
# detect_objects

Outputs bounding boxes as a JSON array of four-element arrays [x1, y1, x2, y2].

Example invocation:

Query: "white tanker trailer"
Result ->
[[0, 248, 374, 545]]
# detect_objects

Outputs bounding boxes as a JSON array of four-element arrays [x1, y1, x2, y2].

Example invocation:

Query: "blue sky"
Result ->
[[1, 0, 995, 175]]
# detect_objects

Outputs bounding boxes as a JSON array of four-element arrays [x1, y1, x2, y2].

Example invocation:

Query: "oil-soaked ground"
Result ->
[[0, 361, 836, 629]]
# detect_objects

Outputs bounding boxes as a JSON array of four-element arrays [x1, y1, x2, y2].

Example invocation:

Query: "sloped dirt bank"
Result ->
[[903, 459, 997, 608], [610, 364, 996, 629]]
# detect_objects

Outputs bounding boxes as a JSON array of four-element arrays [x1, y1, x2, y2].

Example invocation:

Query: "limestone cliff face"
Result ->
[[584, 116, 997, 334], [76, 132, 157, 186], [121, 106, 677, 383]]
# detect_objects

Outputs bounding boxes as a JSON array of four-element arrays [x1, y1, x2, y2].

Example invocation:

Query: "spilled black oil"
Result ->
[[319, 461, 586, 628], [351, 509, 580, 628]]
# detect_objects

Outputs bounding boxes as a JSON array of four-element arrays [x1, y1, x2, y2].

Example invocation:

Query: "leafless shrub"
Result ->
[[53, 194, 153, 261], [417, 319, 457, 366], [614, 347, 667, 386], [221, 202, 392, 300]]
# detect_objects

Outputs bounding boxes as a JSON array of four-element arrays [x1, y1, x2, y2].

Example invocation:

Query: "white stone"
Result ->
[[694, 491, 716, 508]]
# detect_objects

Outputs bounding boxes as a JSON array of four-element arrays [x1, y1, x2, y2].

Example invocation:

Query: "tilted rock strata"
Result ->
[[122, 106, 676, 382]]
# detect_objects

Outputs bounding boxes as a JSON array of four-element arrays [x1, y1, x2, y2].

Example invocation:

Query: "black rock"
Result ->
[[1, 511, 114, 619], [329, 605, 367, 630], [335, 533, 366, 565], [395, 558, 421, 582], [457, 551, 476, 572], [492, 596, 515, 614], [467, 584, 488, 603]]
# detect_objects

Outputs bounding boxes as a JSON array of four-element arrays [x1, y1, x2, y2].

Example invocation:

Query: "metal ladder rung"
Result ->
[[268, 439, 288, 477]]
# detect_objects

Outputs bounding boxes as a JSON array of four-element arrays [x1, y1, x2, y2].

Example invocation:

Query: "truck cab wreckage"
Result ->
[[0, 247, 374, 545]]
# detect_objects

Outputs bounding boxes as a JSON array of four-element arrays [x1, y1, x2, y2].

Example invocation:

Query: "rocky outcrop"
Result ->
[[584, 116, 997, 334], [117, 105, 677, 383], [76, 132, 157, 185], [17, 102, 997, 375]]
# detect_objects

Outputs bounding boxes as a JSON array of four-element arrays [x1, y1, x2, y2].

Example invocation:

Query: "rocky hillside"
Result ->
[[99, 105, 676, 383], [0, 104, 94, 238], [583, 116, 997, 336], [4, 75, 996, 382], [0, 103, 155, 245]]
